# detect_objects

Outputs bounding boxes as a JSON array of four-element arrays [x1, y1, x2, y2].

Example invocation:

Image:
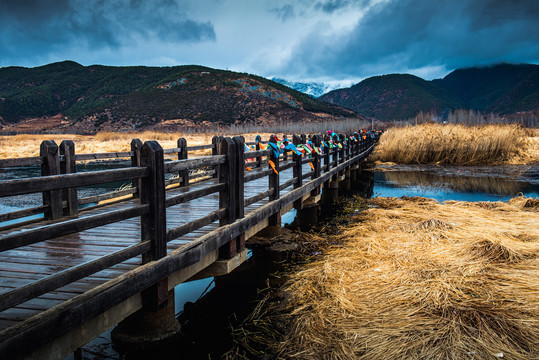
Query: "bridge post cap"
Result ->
[[130, 138, 143, 147], [142, 140, 163, 153], [59, 139, 75, 147]]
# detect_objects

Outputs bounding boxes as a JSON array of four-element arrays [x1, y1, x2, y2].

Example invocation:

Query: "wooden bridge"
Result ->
[[0, 132, 376, 359]]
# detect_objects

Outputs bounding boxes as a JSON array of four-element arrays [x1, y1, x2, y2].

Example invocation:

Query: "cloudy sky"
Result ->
[[1, 0, 538, 85]]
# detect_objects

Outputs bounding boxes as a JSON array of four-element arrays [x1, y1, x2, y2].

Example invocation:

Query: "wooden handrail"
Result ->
[[0, 167, 150, 197]]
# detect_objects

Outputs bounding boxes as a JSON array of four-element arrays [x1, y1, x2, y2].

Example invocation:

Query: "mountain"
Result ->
[[0, 61, 356, 133], [432, 63, 539, 114], [320, 63, 539, 120], [271, 78, 345, 98]]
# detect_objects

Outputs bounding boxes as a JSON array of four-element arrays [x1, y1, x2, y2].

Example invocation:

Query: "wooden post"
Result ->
[[268, 135, 281, 231], [255, 135, 262, 168], [311, 135, 322, 197], [131, 138, 143, 198], [233, 136, 245, 253], [339, 133, 346, 165], [218, 138, 238, 259], [292, 134, 303, 210], [324, 134, 331, 173], [60, 140, 78, 216], [140, 140, 168, 311], [282, 135, 288, 162], [212, 136, 221, 179], [177, 138, 188, 187], [40, 140, 62, 220]]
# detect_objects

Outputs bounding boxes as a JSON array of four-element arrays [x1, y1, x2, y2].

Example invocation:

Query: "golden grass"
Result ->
[[279, 196, 539, 359], [0, 131, 273, 160], [373, 124, 537, 165]]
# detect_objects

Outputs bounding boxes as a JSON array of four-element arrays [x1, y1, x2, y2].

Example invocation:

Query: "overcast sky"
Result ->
[[1, 0, 538, 85]]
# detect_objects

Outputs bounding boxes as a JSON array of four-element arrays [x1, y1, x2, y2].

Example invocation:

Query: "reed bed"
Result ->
[[279, 196, 539, 359], [373, 124, 535, 165]]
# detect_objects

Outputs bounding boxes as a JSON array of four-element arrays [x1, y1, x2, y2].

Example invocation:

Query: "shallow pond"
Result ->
[[373, 164, 538, 202]]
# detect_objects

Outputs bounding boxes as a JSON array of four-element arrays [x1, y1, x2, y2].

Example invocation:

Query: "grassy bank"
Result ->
[[278, 196, 539, 359], [373, 124, 537, 165]]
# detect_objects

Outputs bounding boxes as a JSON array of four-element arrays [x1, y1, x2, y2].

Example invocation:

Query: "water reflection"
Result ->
[[374, 165, 539, 202]]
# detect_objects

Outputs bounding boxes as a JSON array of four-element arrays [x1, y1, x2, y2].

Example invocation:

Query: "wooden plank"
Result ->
[[0, 206, 46, 223], [187, 144, 212, 151], [0, 205, 149, 252], [244, 168, 272, 183], [244, 149, 271, 158], [0, 157, 43, 168], [78, 187, 136, 205], [74, 151, 134, 161], [244, 189, 272, 207], [163, 147, 181, 154], [166, 208, 225, 242], [0, 241, 150, 312], [165, 183, 225, 207], [164, 155, 226, 173], [0, 167, 150, 197]]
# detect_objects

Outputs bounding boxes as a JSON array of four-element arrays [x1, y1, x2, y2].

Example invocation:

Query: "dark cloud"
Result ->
[[287, 0, 539, 79], [271, 4, 295, 22], [314, 0, 350, 13], [0, 0, 215, 65]]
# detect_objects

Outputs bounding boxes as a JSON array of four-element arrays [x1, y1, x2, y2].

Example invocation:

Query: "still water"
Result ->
[[373, 164, 539, 202], [1, 163, 537, 359]]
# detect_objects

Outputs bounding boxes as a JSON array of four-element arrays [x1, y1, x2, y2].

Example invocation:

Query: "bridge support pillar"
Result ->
[[111, 290, 180, 352], [339, 169, 351, 194], [297, 199, 320, 231], [322, 181, 339, 205], [257, 210, 282, 237]]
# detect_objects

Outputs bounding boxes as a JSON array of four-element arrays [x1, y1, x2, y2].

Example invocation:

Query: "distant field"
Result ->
[[0, 131, 272, 160]]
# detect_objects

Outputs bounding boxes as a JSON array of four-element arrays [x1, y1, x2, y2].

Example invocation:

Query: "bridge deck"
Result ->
[[0, 164, 301, 331]]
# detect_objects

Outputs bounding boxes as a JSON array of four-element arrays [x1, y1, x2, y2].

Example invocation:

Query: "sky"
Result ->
[[1, 0, 539, 86]]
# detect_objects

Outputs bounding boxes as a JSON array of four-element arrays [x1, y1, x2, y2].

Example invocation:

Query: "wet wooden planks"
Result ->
[[0, 163, 300, 331]]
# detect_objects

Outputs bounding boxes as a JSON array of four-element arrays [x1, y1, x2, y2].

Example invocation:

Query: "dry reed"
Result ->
[[279, 196, 539, 359], [373, 124, 536, 165]]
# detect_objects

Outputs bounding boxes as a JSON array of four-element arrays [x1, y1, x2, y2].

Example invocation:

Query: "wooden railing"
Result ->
[[0, 131, 377, 358]]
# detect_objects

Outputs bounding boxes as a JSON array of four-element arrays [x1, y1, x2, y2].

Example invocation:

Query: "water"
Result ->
[[373, 164, 539, 202]]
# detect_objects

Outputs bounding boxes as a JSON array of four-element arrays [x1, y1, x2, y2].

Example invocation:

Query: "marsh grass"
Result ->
[[373, 124, 536, 165], [279, 196, 539, 359]]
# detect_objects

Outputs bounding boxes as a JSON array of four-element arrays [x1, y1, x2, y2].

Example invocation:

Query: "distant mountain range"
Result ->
[[1, 62, 537, 132], [270, 78, 348, 98], [0, 61, 355, 133], [320, 63, 539, 120]]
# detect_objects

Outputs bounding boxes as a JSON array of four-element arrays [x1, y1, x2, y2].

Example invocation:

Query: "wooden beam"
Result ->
[[177, 138, 188, 187], [140, 141, 168, 311], [40, 140, 62, 220], [60, 140, 78, 216]]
